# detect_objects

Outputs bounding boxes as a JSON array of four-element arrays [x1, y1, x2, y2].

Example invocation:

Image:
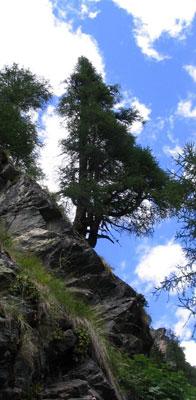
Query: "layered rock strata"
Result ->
[[0, 151, 153, 399]]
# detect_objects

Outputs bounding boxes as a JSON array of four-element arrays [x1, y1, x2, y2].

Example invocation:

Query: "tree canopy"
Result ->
[[58, 56, 176, 247], [0, 63, 51, 176]]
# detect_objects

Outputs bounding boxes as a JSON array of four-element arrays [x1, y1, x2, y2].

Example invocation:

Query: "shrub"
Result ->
[[108, 346, 195, 400]]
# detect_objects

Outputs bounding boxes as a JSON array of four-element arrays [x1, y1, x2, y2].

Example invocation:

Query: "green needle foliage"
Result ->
[[58, 57, 177, 247], [157, 144, 196, 331], [0, 63, 51, 176]]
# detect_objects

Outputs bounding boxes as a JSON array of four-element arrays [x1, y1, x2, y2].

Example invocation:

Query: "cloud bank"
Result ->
[[39, 105, 67, 192], [177, 99, 196, 119], [0, 0, 105, 189], [135, 240, 186, 288], [0, 0, 104, 95], [184, 65, 196, 82], [112, 0, 196, 60]]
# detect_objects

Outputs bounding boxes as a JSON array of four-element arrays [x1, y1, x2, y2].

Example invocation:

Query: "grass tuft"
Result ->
[[0, 225, 123, 399], [11, 251, 98, 323]]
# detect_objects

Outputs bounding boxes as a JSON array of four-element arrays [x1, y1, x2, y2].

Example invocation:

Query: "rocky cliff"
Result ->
[[0, 151, 153, 400]]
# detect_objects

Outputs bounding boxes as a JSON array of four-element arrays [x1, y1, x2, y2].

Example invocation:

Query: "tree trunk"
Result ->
[[73, 205, 88, 237], [87, 217, 101, 248]]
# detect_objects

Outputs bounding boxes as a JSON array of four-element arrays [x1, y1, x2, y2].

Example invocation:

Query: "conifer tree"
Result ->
[[58, 57, 175, 247], [0, 63, 51, 176]]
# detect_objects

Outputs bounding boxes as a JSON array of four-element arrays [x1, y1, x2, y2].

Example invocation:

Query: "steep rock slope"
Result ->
[[0, 151, 153, 399], [0, 249, 121, 400]]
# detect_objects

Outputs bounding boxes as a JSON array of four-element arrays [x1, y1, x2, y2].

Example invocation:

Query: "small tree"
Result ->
[[0, 63, 51, 176], [158, 144, 196, 331], [58, 57, 176, 247]]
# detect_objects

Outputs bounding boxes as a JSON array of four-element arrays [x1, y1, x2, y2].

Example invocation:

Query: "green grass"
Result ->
[[2, 226, 196, 400], [1, 225, 196, 400], [0, 224, 98, 323], [0, 229, 122, 399], [0, 224, 13, 249], [13, 251, 98, 323]]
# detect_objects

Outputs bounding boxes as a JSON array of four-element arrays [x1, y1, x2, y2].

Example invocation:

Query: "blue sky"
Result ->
[[0, 0, 195, 364]]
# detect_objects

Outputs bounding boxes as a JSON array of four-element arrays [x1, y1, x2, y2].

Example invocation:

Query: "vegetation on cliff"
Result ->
[[0, 227, 195, 400], [0, 227, 122, 399], [109, 347, 196, 400], [0, 56, 195, 398]]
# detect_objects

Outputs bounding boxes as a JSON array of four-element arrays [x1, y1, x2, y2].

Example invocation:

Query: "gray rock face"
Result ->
[[41, 360, 118, 400], [151, 328, 168, 355], [0, 250, 120, 400], [0, 252, 21, 398], [0, 151, 153, 399]]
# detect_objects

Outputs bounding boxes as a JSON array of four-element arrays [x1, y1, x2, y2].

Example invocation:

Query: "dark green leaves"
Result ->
[[109, 347, 196, 400]]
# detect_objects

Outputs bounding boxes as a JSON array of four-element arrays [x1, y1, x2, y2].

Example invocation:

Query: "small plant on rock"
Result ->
[[74, 326, 91, 360], [10, 274, 40, 304]]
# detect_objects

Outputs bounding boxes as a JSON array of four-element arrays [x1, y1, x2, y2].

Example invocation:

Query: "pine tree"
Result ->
[[58, 57, 175, 247], [0, 63, 51, 176]]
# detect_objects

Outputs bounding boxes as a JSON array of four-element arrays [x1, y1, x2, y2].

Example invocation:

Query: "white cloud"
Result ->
[[173, 309, 196, 366], [80, 1, 100, 19], [181, 340, 196, 366], [0, 0, 104, 191], [39, 106, 76, 221], [163, 144, 183, 158], [0, 0, 104, 95], [135, 240, 186, 288], [177, 99, 196, 118], [112, 0, 196, 60], [115, 93, 151, 135], [27, 110, 39, 124], [174, 308, 192, 340], [39, 107, 76, 224], [131, 98, 151, 134], [184, 64, 196, 82], [39, 105, 67, 192]]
